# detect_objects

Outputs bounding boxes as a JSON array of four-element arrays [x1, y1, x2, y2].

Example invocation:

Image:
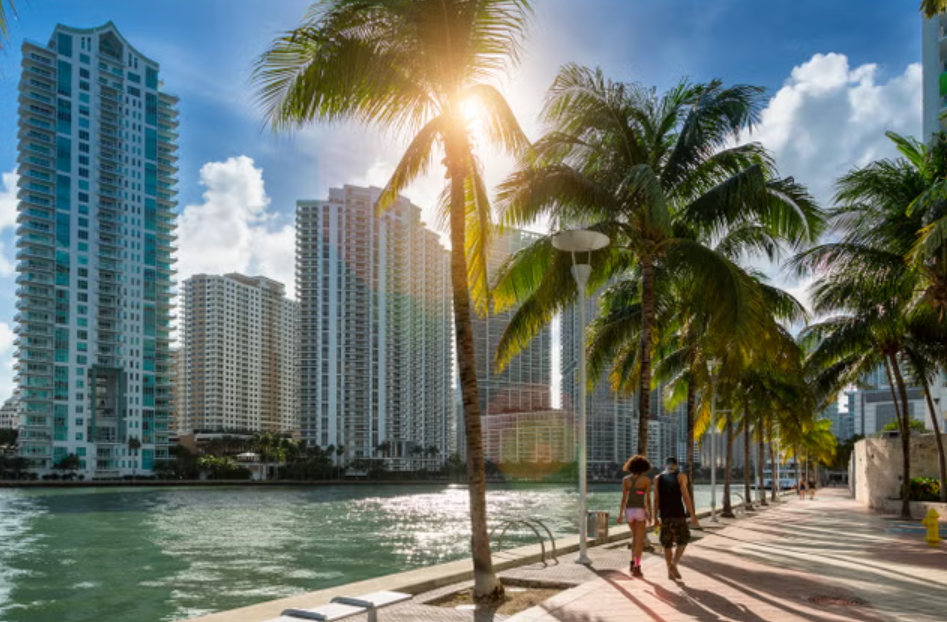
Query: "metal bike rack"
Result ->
[[490, 518, 559, 566]]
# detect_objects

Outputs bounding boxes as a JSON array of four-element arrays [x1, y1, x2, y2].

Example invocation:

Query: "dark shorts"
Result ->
[[659, 517, 691, 548]]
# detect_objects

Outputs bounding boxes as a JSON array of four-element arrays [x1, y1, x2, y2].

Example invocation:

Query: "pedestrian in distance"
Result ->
[[617, 454, 652, 578], [653, 457, 699, 581], [808, 480, 816, 500], [798, 480, 807, 500]]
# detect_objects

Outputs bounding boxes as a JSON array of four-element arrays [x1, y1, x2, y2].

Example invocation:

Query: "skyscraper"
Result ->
[[923, 13, 947, 139], [561, 291, 636, 471], [15, 23, 178, 475], [296, 186, 452, 468], [179, 274, 298, 435], [473, 229, 552, 416]]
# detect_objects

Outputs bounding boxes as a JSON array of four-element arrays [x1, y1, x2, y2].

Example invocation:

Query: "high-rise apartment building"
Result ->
[[14, 23, 178, 475], [179, 274, 298, 435], [923, 13, 947, 139], [474, 229, 552, 416], [562, 292, 636, 471], [296, 186, 452, 468], [455, 229, 553, 460], [0, 396, 20, 430]]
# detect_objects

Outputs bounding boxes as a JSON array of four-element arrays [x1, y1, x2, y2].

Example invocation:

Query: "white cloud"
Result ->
[[747, 53, 922, 206], [176, 155, 297, 298], [0, 170, 19, 276], [740, 53, 922, 315]]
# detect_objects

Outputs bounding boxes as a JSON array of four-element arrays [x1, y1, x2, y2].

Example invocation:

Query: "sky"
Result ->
[[0, 0, 928, 402]]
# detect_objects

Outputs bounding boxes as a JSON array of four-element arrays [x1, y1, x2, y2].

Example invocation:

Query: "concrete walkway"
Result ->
[[505, 489, 947, 622]]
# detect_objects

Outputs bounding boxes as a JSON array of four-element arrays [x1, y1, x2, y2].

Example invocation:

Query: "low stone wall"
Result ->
[[852, 435, 947, 520]]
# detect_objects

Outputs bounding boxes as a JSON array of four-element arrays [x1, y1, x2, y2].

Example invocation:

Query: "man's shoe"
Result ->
[[632, 565, 643, 578], [672, 565, 683, 580]]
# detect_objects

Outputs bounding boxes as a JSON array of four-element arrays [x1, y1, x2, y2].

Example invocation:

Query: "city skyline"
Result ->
[[0, 1, 929, 401]]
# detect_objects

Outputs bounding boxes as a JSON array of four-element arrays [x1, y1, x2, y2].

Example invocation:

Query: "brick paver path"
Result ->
[[504, 489, 947, 622]]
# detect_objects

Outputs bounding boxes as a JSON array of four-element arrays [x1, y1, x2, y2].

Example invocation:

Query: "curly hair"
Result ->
[[622, 454, 651, 475]]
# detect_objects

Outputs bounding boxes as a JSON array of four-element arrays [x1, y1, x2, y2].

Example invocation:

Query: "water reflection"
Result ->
[[0, 483, 718, 622]]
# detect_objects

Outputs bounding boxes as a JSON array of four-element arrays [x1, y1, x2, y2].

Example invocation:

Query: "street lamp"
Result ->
[[552, 228, 610, 566], [709, 370, 718, 523]]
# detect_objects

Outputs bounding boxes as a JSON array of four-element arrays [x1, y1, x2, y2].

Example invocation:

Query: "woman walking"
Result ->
[[617, 455, 652, 577]]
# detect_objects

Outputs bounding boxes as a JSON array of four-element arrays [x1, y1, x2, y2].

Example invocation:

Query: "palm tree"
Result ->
[[253, 3, 533, 597], [901, 321, 947, 501], [793, 133, 942, 518], [128, 436, 142, 476], [0, 1, 16, 50], [922, 1, 946, 18], [494, 66, 822, 454], [410, 445, 424, 472]]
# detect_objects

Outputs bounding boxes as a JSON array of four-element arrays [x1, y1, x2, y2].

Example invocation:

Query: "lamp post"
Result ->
[[553, 228, 609, 566], [709, 370, 718, 523]]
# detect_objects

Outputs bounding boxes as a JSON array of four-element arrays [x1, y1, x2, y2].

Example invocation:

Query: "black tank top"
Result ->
[[658, 471, 687, 519]]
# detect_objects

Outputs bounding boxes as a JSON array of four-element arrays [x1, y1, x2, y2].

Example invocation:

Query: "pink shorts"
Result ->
[[625, 508, 647, 523]]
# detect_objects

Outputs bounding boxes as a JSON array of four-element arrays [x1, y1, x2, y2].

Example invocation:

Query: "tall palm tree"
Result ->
[[254, 1, 533, 600], [793, 137, 929, 517], [494, 66, 822, 454], [901, 320, 947, 501]]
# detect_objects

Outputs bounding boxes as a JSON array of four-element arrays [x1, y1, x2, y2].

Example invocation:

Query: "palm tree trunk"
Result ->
[[722, 414, 735, 517], [686, 364, 696, 500], [636, 254, 655, 455], [921, 379, 947, 502], [447, 149, 503, 602], [769, 425, 778, 502], [757, 423, 768, 506], [888, 352, 913, 518]]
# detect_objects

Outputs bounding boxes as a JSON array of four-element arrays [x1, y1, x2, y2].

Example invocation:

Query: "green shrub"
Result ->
[[909, 477, 941, 502]]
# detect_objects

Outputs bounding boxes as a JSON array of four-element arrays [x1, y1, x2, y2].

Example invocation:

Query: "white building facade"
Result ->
[[15, 23, 177, 475], [0, 396, 20, 430], [296, 186, 452, 468], [179, 274, 298, 435]]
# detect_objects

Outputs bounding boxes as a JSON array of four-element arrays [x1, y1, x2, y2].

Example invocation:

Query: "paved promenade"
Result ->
[[505, 489, 947, 622]]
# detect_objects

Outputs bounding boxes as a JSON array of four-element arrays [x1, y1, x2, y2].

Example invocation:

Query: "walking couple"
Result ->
[[617, 456, 699, 580]]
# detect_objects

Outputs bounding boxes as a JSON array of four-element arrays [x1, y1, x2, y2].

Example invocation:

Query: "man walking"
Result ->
[[653, 457, 699, 581]]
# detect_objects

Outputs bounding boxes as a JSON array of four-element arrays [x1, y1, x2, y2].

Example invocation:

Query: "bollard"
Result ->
[[587, 511, 609, 541], [922, 508, 941, 547]]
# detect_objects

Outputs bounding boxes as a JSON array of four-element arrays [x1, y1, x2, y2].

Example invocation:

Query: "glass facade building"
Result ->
[[15, 23, 178, 475]]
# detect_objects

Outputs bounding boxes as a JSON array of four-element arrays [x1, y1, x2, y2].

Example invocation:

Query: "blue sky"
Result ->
[[0, 0, 929, 399]]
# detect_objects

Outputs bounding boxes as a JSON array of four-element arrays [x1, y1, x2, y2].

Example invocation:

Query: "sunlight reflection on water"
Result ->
[[0, 483, 717, 622]]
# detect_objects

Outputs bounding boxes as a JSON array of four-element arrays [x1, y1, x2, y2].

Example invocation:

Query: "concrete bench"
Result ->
[[273, 591, 412, 622]]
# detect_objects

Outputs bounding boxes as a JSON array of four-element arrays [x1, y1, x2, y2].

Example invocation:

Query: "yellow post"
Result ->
[[922, 508, 941, 547]]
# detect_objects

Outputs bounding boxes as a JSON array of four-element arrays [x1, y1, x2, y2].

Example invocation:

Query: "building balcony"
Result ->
[[16, 246, 54, 261], [16, 298, 53, 313], [22, 50, 54, 68], [18, 349, 53, 363], [17, 206, 55, 225], [157, 147, 178, 162], [16, 233, 54, 250], [14, 315, 52, 331], [14, 260, 54, 278], [16, 322, 52, 337]]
